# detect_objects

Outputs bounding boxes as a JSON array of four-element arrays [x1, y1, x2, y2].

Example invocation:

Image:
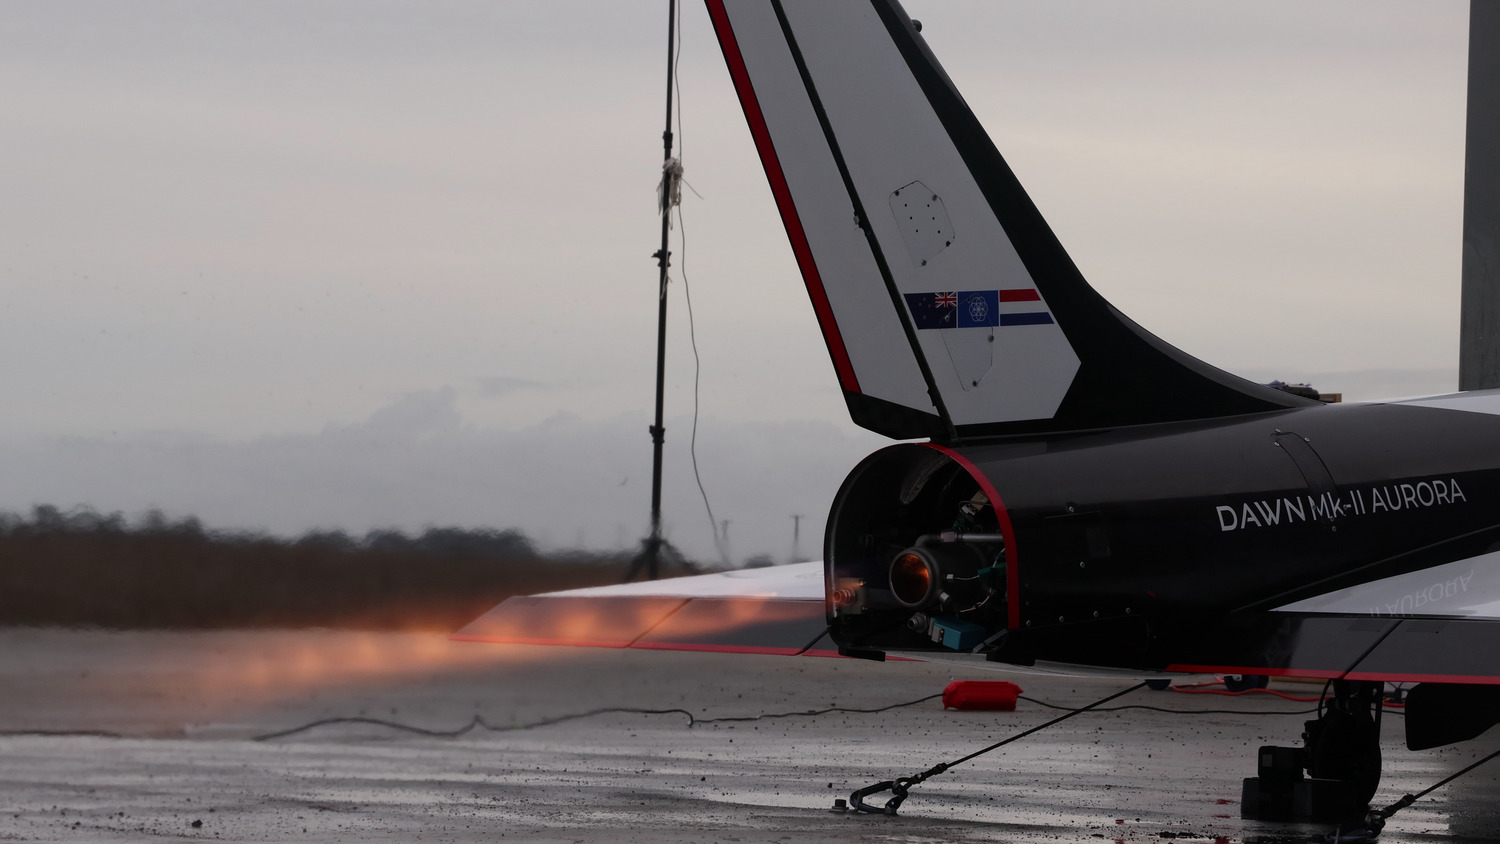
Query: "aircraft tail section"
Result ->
[[707, 0, 1314, 441]]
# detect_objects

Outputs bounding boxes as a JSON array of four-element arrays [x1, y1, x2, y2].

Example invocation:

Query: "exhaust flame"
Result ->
[[74, 630, 545, 719], [456, 594, 825, 654]]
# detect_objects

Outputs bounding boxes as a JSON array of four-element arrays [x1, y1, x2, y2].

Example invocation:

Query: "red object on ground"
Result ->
[[942, 680, 1022, 711]]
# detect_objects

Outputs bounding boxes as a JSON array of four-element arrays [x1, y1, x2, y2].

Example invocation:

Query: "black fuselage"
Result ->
[[825, 399, 1500, 675]]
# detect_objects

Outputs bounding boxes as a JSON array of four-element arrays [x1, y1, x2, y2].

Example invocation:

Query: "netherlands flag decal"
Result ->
[[903, 289, 1054, 330]]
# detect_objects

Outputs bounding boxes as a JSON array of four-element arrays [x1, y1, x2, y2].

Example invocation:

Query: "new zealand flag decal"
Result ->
[[904, 291, 961, 329], [903, 289, 1053, 330]]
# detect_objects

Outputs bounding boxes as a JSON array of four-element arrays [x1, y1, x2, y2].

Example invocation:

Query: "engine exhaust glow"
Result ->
[[890, 550, 938, 608]]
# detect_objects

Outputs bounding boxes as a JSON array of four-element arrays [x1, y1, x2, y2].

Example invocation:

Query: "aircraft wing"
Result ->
[[452, 562, 837, 657], [453, 555, 1500, 685], [1165, 548, 1500, 685], [1165, 613, 1500, 686]]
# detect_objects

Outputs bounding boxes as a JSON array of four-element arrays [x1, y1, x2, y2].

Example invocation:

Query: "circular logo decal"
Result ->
[[966, 295, 989, 323]]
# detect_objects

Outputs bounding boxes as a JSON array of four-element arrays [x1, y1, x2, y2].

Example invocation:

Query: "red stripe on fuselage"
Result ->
[[922, 443, 1021, 630], [706, 0, 859, 393]]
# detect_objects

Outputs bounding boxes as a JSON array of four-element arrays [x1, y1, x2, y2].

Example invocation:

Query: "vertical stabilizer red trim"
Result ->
[[706, 0, 859, 393], [922, 443, 1021, 630]]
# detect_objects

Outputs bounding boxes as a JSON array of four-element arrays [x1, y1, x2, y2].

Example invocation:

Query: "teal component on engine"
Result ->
[[932, 616, 986, 651]]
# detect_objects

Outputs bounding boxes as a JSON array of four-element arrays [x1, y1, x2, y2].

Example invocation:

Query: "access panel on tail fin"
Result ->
[[708, 0, 1313, 441]]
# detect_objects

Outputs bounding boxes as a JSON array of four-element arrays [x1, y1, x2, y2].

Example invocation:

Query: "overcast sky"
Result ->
[[0, 1, 1471, 562]]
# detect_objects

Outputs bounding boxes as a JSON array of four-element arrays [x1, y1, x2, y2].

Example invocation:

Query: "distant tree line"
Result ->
[[0, 505, 701, 630]]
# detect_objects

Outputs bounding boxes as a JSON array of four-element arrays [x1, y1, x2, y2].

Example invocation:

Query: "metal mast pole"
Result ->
[[644, 0, 678, 580], [1462, 0, 1500, 390]]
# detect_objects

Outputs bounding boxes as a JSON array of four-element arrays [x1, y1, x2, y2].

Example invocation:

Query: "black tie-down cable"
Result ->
[[1328, 745, 1500, 844], [846, 681, 1147, 815]]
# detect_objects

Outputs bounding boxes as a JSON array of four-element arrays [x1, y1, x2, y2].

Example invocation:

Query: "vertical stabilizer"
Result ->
[[708, 0, 1313, 441]]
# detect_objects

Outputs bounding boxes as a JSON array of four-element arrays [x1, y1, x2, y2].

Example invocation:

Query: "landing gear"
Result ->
[[1241, 680, 1384, 825], [1308, 682, 1383, 809]]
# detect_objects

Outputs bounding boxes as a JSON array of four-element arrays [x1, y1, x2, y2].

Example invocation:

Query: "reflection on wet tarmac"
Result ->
[[0, 629, 1496, 842]]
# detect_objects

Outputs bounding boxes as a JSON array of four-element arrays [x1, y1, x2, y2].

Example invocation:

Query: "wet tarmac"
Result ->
[[0, 628, 1496, 842]]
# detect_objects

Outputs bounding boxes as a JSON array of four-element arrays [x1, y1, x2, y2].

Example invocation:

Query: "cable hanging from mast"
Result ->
[[630, 0, 730, 580]]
